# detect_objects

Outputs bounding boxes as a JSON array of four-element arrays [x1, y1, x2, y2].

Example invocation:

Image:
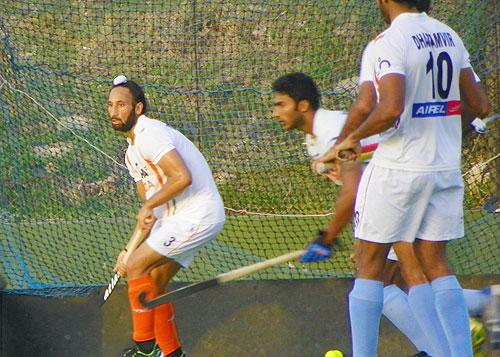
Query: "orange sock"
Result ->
[[128, 275, 156, 342], [154, 302, 181, 354]]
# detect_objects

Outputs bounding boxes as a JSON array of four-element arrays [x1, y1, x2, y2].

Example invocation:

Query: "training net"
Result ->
[[0, 0, 498, 297]]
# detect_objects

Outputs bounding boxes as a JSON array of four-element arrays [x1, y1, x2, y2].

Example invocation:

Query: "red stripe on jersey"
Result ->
[[145, 160, 170, 214], [447, 100, 462, 116], [361, 143, 378, 153], [145, 160, 164, 186]]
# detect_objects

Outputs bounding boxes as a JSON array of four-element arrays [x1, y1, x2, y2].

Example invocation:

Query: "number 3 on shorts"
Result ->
[[163, 236, 176, 247]]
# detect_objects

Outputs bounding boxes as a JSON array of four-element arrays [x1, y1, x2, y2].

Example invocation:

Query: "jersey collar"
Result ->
[[392, 11, 427, 26]]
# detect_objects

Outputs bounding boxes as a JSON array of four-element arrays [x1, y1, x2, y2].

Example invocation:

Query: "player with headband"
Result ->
[[108, 75, 225, 357]]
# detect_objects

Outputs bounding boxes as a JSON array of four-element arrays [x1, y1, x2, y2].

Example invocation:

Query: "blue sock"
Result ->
[[382, 285, 432, 353], [408, 283, 451, 357], [432, 276, 473, 357], [349, 279, 384, 357], [463, 288, 490, 317]]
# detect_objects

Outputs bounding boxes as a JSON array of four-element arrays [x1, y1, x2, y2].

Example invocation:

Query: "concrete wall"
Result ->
[[2, 276, 499, 357]]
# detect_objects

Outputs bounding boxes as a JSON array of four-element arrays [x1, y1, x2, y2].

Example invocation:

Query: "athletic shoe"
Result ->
[[483, 285, 500, 349], [121, 342, 162, 357], [469, 317, 486, 355]]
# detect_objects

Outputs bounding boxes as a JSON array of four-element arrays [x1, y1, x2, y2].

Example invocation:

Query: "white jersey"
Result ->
[[359, 40, 377, 85], [305, 108, 379, 161], [361, 39, 480, 86], [366, 12, 471, 171], [125, 115, 225, 224]]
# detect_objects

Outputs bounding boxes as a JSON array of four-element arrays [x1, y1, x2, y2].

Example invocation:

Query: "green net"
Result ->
[[1, 1, 498, 297]]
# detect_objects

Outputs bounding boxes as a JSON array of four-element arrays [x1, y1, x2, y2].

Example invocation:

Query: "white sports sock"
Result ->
[[408, 283, 451, 357], [432, 276, 473, 357], [382, 284, 432, 353]]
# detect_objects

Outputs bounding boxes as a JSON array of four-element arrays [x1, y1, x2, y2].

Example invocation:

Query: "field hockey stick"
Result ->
[[483, 113, 499, 124], [102, 224, 149, 304], [468, 113, 499, 136], [139, 249, 306, 309]]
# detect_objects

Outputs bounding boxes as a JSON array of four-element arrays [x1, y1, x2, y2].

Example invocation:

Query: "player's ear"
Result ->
[[297, 99, 310, 113], [135, 102, 144, 116]]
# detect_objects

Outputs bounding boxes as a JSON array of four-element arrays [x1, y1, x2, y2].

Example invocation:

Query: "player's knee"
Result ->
[[418, 252, 452, 280], [126, 255, 148, 278], [357, 254, 386, 280]]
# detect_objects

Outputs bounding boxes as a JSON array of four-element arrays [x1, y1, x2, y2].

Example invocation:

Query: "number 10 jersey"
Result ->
[[365, 12, 471, 171]]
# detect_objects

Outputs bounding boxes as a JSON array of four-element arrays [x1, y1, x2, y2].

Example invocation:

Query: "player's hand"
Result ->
[[114, 249, 128, 277], [470, 118, 487, 134], [316, 147, 340, 166], [322, 162, 343, 185], [300, 231, 335, 263], [334, 136, 361, 161], [137, 205, 155, 231]]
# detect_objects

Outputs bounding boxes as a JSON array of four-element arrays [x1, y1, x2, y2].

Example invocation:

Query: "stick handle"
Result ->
[[217, 250, 305, 283], [483, 113, 499, 124], [102, 227, 145, 303], [315, 162, 333, 174], [140, 250, 305, 308]]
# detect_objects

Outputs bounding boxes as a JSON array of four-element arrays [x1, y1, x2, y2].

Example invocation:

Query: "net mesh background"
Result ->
[[0, 0, 498, 297]]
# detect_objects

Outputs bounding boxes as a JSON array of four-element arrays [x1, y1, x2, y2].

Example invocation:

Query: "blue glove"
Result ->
[[300, 231, 334, 263]]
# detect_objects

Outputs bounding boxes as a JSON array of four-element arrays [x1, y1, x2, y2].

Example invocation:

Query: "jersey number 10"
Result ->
[[426, 51, 453, 100]]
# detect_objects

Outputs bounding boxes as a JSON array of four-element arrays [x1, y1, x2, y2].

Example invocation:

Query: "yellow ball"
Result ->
[[325, 350, 343, 357]]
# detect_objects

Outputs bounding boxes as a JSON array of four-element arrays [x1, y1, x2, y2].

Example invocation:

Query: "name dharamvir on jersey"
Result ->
[[412, 32, 456, 50]]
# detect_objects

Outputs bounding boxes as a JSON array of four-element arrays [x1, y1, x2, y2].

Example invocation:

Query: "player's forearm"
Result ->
[[338, 105, 373, 143], [143, 175, 192, 210], [459, 70, 490, 121], [338, 82, 376, 142], [461, 102, 477, 135], [136, 182, 147, 202], [324, 190, 355, 242], [348, 103, 400, 143], [323, 163, 361, 242]]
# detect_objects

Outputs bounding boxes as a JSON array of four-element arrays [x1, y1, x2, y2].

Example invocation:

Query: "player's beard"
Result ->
[[111, 111, 138, 133]]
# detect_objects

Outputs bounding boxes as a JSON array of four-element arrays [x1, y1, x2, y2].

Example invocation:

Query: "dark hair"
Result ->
[[394, 0, 431, 12], [272, 72, 320, 110], [416, 0, 431, 12], [112, 79, 148, 115]]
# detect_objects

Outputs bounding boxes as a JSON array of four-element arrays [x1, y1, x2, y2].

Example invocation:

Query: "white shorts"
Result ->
[[146, 216, 225, 268], [354, 164, 464, 244]]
